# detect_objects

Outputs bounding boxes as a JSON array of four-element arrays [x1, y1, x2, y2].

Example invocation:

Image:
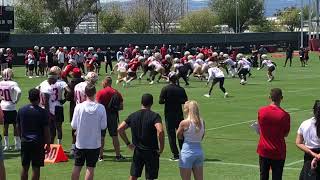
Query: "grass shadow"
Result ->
[[204, 158, 221, 162]]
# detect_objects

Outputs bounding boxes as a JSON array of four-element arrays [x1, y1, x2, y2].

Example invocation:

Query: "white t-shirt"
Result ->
[[74, 81, 87, 104], [208, 67, 225, 80], [262, 59, 274, 68], [238, 59, 251, 70], [39, 80, 55, 115], [52, 80, 68, 107], [0, 80, 21, 111], [298, 117, 320, 149], [149, 60, 162, 71], [71, 101, 107, 149], [57, 51, 65, 64]]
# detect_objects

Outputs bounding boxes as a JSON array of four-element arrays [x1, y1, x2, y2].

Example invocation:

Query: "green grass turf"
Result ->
[[3, 52, 320, 179]]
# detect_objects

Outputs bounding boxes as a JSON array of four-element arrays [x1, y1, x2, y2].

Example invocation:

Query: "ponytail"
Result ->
[[313, 100, 320, 138]]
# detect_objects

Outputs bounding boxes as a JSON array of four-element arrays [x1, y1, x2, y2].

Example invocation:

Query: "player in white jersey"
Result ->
[[204, 63, 228, 98], [70, 71, 99, 155], [237, 54, 251, 85], [0, 69, 22, 151], [38, 71, 59, 144], [49, 66, 70, 145], [111, 56, 128, 84], [148, 53, 165, 84], [192, 53, 205, 78], [222, 54, 237, 77], [258, 54, 276, 82]]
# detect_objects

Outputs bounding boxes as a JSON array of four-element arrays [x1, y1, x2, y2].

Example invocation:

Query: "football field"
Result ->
[[3, 52, 320, 180]]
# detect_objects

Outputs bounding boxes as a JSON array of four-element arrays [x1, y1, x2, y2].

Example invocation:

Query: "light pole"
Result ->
[[300, 0, 304, 48], [235, 0, 238, 33], [96, 0, 100, 33]]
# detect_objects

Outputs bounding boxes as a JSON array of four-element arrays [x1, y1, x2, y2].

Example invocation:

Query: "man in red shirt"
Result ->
[[96, 76, 125, 161], [160, 44, 167, 59], [257, 88, 290, 180]]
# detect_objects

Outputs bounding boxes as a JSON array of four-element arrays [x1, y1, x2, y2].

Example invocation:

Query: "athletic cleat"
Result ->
[[98, 157, 104, 162], [14, 146, 21, 151], [169, 156, 179, 161], [70, 149, 75, 156], [204, 94, 210, 98], [29, 76, 33, 79], [3, 146, 9, 151], [149, 81, 154, 85], [115, 155, 126, 161], [224, 92, 229, 98]]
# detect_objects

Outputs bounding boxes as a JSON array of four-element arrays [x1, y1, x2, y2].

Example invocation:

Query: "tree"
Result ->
[[99, 3, 124, 33], [209, 0, 264, 32], [151, 0, 180, 33], [250, 19, 280, 32], [122, 5, 149, 33], [44, 0, 99, 33], [276, 7, 300, 32], [178, 9, 218, 33], [15, 0, 50, 33]]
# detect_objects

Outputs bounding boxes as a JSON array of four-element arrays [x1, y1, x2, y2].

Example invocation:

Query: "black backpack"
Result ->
[[107, 93, 122, 112]]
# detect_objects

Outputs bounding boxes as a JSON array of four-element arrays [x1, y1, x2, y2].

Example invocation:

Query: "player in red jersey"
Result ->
[[125, 56, 143, 86], [61, 59, 77, 82]]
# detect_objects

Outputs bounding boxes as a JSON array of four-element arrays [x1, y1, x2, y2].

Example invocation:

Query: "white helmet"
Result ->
[[184, 51, 190, 56], [165, 54, 171, 60], [119, 56, 125, 61], [6, 48, 11, 52], [154, 52, 162, 60], [68, 59, 77, 66], [236, 53, 244, 60], [173, 58, 180, 63], [138, 56, 145, 62], [187, 55, 194, 60], [261, 54, 268, 60], [223, 54, 229, 58], [85, 72, 99, 84], [212, 52, 218, 57], [93, 54, 98, 58], [63, 46, 68, 50], [88, 47, 94, 51], [135, 46, 139, 49], [34, 46, 39, 50], [0, 48, 4, 54], [40, 47, 45, 51], [219, 52, 224, 56], [71, 47, 76, 50], [50, 66, 62, 76], [196, 53, 204, 60], [2, 68, 13, 80]]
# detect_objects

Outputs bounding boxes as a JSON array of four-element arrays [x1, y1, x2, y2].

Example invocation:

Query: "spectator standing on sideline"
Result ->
[[284, 44, 293, 67], [296, 100, 320, 179], [33, 46, 40, 77], [17, 88, 51, 180], [177, 101, 205, 180], [96, 48, 105, 75], [159, 73, 188, 161], [0, 106, 6, 180], [71, 85, 107, 180], [118, 93, 165, 180], [96, 76, 125, 161], [257, 88, 290, 180]]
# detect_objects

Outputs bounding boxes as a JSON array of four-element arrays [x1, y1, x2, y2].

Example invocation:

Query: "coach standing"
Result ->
[[96, 76, 125, 161], [159, 73, 188, 161], [118, 93, 164, 180], [257, 88, 290, 180], [71, 85, 107, 180], [17, 88, 51, 180]]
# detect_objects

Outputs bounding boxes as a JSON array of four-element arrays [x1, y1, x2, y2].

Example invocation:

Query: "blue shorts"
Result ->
[[179, 142, 204, 168]]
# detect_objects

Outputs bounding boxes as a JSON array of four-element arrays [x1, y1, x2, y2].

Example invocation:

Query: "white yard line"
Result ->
[[206, 120, 254, 131], [285, 160, 304, 167]]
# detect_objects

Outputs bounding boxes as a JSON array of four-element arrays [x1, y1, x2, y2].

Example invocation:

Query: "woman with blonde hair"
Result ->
[[177, 100, 205, 180]]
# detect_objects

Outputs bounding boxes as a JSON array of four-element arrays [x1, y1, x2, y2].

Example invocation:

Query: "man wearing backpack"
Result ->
[[96, 76, 125, 161]]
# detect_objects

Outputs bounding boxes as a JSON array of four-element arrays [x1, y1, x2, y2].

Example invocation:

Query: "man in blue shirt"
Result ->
[[17, 88, 51, 180]]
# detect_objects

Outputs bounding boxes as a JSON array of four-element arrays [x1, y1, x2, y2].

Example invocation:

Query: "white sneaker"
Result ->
[[204, 94, 210, 98], [224, 92, 229, 98], [3, 146, 9, 151], [116, 80, 119, 84], [36, 76, 39, 78], [267, 79, 272, 82], [29, 76, 33, 79], [149, 81, 154, 85]]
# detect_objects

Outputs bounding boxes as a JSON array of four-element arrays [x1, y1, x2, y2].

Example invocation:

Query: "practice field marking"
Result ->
[[286, 160, 304, 167], [206, 120, 255, 131]]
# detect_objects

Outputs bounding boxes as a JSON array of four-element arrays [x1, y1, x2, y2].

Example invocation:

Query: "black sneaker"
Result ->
[[115, 155, 126, 161], [169, 156, 179, 161]]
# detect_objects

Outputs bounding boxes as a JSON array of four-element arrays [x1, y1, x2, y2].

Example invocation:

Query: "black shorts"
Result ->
[[130, 148, 159, 179], [142, 64, 151, 73], [128, 72, 137, 78], [3, 110, 17, 124], [106, 112, 119, 137], [21, 142, 45, 167], [55, 106, 64, 123], [74, 148, 100, 168], [28, 64, 35, 71], [268, 66, 275, 72]]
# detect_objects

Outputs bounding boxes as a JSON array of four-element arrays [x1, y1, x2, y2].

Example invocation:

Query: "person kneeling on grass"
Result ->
[[177, 100, 205, 180], [71, 85, 107, 180]]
